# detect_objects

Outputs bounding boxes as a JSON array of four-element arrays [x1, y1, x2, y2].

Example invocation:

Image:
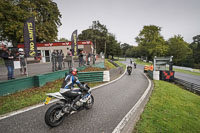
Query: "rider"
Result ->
[[59, 68, 89, 110], [127, 64, 132, 73]]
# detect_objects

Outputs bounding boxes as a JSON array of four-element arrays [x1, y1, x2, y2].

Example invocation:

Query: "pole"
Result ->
[[104, 40, 106, 59], [25, 57, 28, 77]]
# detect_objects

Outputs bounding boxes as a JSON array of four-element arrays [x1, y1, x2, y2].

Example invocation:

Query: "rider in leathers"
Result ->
[[60, 68, 88, 110]]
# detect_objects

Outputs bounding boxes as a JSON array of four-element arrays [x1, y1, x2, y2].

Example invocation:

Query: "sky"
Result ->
[[53, 0, 200, 46]]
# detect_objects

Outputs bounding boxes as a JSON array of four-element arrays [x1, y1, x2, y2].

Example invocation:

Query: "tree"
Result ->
[[0, 0, 62, 46], [120, 43, 131, 57], [58, 38, 69, 42], [190, 35, 200, 68], [135, 25, 168, 61], [167, 35, 192, 66], [78, 20, 121, 58]]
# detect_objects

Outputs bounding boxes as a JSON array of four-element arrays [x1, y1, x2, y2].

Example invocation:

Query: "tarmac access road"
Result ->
[[0, 60, 149, 133]]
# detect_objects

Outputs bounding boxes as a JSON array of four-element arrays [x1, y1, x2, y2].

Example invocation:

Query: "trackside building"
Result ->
[[17, 41, 94, 63]]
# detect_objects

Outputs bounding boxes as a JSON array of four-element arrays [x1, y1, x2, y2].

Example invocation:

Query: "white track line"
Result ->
[[112, 73, 151, 133], [0, 67, 127, 120]]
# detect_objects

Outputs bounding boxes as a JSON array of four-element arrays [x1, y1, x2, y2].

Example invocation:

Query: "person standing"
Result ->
[[66, 48, 72, 68], [1, 45, 15, 80], [51, 50, 57, 72], [87, 53, 91, 65], [78, 50, 84, 67], [57, 50, 63, 70], [18, 48, 27, 75]]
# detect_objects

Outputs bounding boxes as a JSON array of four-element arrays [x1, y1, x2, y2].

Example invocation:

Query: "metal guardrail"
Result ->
[[174, 78, 200, 95]]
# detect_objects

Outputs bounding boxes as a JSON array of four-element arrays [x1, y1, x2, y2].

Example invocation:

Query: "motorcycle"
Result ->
[[44, 84, 94, 127], [127, 66, 132, 75]]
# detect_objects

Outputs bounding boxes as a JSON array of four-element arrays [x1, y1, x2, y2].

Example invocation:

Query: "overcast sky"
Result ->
[[53, 0, 200, 46]]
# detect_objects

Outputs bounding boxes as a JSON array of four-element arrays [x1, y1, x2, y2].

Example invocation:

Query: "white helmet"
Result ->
[[18, 48, 24, 52]]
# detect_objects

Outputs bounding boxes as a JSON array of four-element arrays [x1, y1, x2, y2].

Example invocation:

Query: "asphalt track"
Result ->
[[0, 60, 149, 133], [175, 72, 200, 85]]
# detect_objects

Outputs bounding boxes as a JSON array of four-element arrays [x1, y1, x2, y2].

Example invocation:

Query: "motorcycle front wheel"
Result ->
[[45, 104, 66, 127], [84, 95, 94, 109]]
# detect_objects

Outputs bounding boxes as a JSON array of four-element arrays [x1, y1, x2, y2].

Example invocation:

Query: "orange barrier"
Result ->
[[149, 65, 154, 71], [144, 65, 149, 73]]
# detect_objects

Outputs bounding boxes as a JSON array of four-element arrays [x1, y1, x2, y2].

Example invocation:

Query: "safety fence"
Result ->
[[174, 78, 200, 95]]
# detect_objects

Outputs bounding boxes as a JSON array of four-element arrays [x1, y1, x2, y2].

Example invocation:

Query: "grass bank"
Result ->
[[0, 79, 103, 115], [134, 80, 200, 133]]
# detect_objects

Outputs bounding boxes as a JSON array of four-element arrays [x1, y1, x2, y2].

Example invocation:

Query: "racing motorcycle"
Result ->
[[44, 84, 94, 127], [127, 66, 132, 75]]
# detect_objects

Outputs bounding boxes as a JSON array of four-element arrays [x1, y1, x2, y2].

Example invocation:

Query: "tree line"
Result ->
[[123, 25, 200, 69], [0, 0, 199, 68]]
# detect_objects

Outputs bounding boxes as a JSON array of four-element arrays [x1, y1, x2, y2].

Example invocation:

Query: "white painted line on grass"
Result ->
[[112, 73, 151, 133]]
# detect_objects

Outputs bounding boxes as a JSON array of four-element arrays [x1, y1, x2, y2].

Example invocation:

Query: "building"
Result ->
[[18, 41, 94, 63]]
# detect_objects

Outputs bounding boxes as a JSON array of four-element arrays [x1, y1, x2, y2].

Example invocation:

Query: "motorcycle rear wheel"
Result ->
[[45, 104, 66, 127]]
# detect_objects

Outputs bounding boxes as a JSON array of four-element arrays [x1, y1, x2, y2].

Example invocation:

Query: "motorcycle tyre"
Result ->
[[45, 104, 66, 127], [84, 95, 94, 109]]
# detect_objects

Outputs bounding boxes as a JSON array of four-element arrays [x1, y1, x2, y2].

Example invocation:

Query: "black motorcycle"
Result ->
[[127, 66, 132, 75], [44, 84, 94, 127]]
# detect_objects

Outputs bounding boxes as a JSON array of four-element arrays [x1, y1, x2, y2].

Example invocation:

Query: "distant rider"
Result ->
[[127, 64, 132, 74]]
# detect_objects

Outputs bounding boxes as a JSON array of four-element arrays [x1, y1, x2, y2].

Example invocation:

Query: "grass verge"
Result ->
[[0, 79, 103, 115], [105, 59, 116, 69], [114, 61, 126, 69], [134, 80, 200, 133]]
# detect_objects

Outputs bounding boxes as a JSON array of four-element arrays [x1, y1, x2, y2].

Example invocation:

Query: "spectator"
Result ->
[[51, 50, 57, 72], [82, 50, 86, 65], [78, 50, 84, 67], [87, 53, 91, 65], [66, 48, 72, 68], [1, 45, 15, 80], [57, 50, 63, 70], [18, 48, 27, 75]]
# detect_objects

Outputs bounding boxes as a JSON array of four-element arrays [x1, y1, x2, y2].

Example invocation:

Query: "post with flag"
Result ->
[[71, 30, 78, 67], [23, 17, 37, 76], [71, 30, 78, 56]]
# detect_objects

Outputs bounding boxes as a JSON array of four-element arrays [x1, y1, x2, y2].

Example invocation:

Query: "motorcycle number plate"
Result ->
[[44, 97, 51, 105]]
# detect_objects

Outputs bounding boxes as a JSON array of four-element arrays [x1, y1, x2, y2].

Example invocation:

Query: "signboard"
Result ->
[[23, 17, 37, 57]]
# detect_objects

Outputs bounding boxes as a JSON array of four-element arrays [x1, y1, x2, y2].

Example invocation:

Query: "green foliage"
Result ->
[[58, 37, 69, 42], [121, 43, 131, 56], [167, 35, 192, 66], [0, 0, 62, 46], [134, 80, 200, 133], [190, 35, 200, 68], [105, 59, 116, 69], [78, 21, 122, 58], [135, 25, 168, 61]]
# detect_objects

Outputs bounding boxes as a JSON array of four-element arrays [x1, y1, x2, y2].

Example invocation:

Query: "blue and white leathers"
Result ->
[[60, 74, 85, 98]]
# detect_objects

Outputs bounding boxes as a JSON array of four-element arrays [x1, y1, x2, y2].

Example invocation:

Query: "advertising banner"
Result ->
[[71, 30, 78, 56], [23, 17, 37, 57]]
